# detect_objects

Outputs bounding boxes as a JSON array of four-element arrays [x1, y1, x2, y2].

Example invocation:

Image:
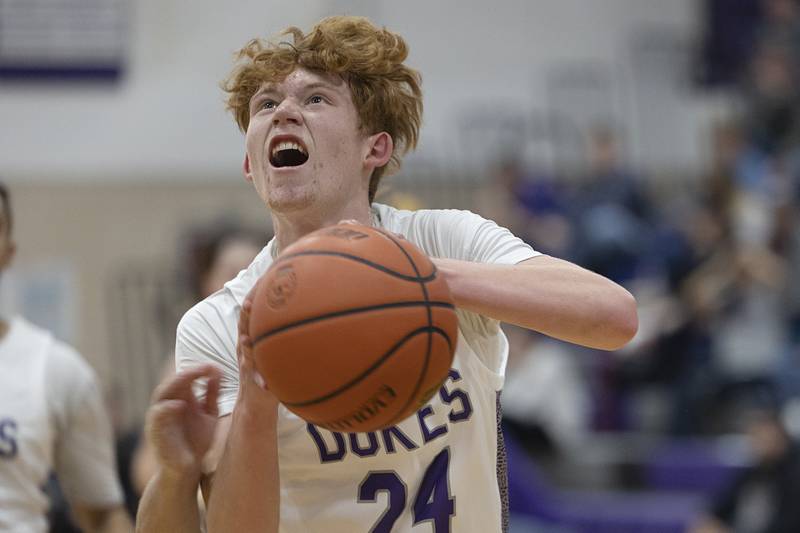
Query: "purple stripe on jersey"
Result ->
[[496, 391, 509, 533]]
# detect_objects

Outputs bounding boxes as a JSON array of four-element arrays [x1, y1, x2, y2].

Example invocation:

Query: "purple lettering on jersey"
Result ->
[[358, 471, 407, 533], [306, 423, 346, 463], [349, 432, 379, 458], [439, 369, 473, 423], [0, 418, 18, 459], [381, 426, 419, 453], [412, 447, 455, 532], [305, 369, 472, 463], [417, 406, 447, 443]]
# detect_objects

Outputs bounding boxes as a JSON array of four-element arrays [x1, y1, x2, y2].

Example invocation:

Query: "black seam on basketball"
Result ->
[[383, 328, 454, 427], [252, 301, 455, 346], [380, 232, 435, 427], [273, 250, 436, 283], [283, 326, 452, 408]]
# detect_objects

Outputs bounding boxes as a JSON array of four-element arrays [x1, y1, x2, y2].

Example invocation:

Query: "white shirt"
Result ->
[[177, 204, 538, 532], [0, 317, 124, 533]]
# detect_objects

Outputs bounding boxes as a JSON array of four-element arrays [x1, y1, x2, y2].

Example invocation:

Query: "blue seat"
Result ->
[[506, 431, 707, 533]]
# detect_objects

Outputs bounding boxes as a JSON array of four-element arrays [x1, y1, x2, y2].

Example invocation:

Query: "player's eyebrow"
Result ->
[[251, 85, 278, 103], [250, 80, 336, 103], [302, 81, 339, 93]]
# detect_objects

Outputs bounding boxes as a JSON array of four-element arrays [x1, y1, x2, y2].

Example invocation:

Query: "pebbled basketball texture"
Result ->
[[248, 223, 458, 433]]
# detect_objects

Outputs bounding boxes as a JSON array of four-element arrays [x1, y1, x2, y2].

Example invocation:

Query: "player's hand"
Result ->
[[145, 364, 221, 480], [236, 286, 280, 411]]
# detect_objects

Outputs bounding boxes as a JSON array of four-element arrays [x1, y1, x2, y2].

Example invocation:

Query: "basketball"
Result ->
[[248, 223, 458, 433]]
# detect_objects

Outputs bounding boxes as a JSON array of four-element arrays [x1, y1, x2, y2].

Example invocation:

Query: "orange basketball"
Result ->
[[248, 223, 458, 433]]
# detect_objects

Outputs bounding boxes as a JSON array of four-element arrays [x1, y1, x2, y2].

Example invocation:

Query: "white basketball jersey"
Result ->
[[0, 317, 123, 533], [177, 204, 539, 533]]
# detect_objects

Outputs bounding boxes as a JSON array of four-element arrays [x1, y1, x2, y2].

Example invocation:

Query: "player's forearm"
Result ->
[[135, 469, 202, 533], [206, 405, 280, 533], [434, 255, 638, 350]]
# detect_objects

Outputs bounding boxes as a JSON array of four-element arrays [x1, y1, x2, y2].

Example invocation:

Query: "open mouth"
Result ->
[[269, 139, 309, 168]]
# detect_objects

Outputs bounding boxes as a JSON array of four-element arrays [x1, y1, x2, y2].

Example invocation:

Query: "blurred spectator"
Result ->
[[118, 221, 265, 518], [478, 156, 572, 258], [622, 195, 727, 434], [690, 403, 800, 533], [178, 219, 269, 320], [618, 114, 796, 436], [756, 0, 800, 77], [501, 326, 589, 458], [569, 124, 652, 283], [0, 184, 133, 533], [744, 40, 800, 155]]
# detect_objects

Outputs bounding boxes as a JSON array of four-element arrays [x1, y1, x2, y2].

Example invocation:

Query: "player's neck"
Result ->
[[271, 204, 373, 256], [0, 319, 9, 342]]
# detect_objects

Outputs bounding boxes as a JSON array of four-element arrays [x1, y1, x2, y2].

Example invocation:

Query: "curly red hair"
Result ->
[[222, 16, 423, 202]]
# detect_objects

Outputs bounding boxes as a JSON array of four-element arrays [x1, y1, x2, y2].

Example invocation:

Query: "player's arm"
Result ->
[[136, 467, 203, 533], [433, 254, 637, 350], [136, 415, 229, 533], [135, 365, 223, 533], [205, 297, 281, 533]]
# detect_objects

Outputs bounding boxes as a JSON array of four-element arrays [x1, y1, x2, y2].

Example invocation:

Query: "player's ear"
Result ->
[[364, 132, 393, 171], [243, 154, 254, 183]]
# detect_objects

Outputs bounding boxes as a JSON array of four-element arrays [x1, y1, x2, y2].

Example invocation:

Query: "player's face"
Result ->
[[243, 68, 374, 216]]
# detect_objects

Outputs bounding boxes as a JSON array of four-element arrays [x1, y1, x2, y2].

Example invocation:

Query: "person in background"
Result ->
[[0, 183, 133, 533], [690, 403, 800, 533], [119, 223, 264, 516], [570, 124, 653, 284]]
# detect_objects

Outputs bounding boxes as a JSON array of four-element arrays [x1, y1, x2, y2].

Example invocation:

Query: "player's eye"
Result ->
[[307, 95, 324, 105], [260, 99, 277, 110]]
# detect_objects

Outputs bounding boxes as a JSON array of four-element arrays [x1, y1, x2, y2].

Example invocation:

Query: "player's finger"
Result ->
[[237, 333, 269, 391], [238, 290, 255, 338], [237, 333, 253, 367], [146, 399, 188, 432], [204, 370, 221, 417], [152, 364, 218, 403]]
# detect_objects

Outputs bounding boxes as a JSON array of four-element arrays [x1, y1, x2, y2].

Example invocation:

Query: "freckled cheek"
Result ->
[[326, 136, 351, 167]]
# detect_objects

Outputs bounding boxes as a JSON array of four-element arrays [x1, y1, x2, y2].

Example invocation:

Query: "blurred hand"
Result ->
[[145, 364, 221, 480]]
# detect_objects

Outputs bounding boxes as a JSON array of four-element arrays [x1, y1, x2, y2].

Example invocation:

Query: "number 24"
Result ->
[[358, 448, 455, 533]]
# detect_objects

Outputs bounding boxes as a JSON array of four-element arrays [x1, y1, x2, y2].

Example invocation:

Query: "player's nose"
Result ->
[[272, 99, 302, 126]]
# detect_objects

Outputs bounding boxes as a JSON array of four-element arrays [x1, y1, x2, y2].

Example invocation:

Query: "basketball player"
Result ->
[[136, 16, 638, 533], [0, 184, 133, 533]]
